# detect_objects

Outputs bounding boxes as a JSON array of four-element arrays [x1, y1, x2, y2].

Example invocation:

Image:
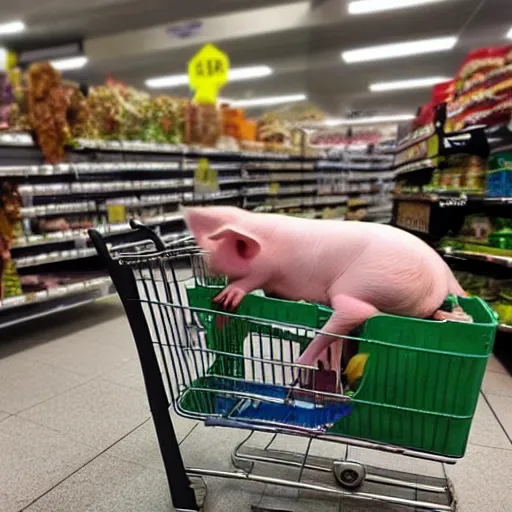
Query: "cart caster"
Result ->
[[333, 461, 366, 489]]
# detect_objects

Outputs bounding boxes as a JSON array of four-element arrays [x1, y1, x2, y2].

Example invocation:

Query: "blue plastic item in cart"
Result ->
[[209, 378, 353, 430]]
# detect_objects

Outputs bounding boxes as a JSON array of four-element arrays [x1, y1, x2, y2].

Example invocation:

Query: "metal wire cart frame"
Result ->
[[89, 221, 497, 512]]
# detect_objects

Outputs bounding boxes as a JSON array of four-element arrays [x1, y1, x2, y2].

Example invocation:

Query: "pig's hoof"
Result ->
[[333, 461, 366, 489]]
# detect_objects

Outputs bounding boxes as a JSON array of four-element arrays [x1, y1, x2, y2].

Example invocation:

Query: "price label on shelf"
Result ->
[[269, 182, 280, 195], [322, 207, 336, 219], [427, 134, 439, 158], [194, 158, 219, 194], [395, 201, 431, 234], [107, 204, 127, 224]]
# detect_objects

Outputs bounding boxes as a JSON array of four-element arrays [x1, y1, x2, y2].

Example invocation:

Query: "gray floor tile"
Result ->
[[485, 394, 512, 441], [0, 416, 95, 512], [486, 354, 508, 374], [180, 422, 251, 470], [205, 478, 264, 512], [101, 359, 146, 393], [468, 394, 512, 449], [19, 379, 150, 451], [0, 301, 126, 360], [0, 411, 9, 422], [24, 452, 174, 512], [21, 332, 135, 379], [0, 357, 87, 414], [179, 424, 266, 510], [106, 415, 198, 471], [445, 443, 512, 512], [482, 370, 512, 398]]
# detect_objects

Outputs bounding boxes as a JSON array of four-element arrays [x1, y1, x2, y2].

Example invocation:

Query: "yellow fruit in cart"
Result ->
[[344, 353, 369, 388]]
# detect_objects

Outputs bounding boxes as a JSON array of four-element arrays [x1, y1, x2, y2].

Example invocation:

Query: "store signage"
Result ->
[[188, 44, 230, 104], [395, 201, 430, 234], [167, 20, 202, 39], [194, 158, 219, 194]]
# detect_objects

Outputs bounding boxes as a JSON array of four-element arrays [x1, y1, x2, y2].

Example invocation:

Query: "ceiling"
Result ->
[[1, 0, 512, 118]]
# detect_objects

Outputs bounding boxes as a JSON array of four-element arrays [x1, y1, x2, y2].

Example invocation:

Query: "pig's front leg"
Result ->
[[213, 276, 262, 310], [297, 294, 378, 369]]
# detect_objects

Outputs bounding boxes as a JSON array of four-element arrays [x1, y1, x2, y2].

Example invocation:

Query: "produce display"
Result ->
[[0, 63, 326, 163], [0, 182, 22, 300], [441, 215, 512, 254], [454, 270, 512, 326]]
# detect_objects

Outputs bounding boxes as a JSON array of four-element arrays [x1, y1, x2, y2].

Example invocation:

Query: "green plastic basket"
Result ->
[[185, 281, 497, 458]]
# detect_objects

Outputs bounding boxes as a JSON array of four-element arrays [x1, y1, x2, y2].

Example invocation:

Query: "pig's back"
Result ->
[[324, 222, 452, 317]]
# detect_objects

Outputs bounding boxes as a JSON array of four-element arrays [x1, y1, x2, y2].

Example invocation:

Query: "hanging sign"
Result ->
[[188, 43, 230, 104]]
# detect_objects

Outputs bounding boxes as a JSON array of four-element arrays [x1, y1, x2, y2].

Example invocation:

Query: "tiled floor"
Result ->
[[0, 296, 510, 512]]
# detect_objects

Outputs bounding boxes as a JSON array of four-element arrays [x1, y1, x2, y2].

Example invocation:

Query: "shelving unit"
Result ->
[[0, 135, 395, 328], [391, 115, 512, 335]]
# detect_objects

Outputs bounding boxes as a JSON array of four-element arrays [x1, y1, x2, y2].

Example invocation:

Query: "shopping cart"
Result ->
[[89, 220, 497, 512]]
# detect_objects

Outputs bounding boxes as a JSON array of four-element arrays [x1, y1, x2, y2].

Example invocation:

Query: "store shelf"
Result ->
[[0, 161, 184, 177], [19, 179, 194, 196], [317, 160, 392, 171], [0, 133, 395, 326], [14, 248, 97, 268], [395, 158, 436, 176], [0, 276, 112, 311], [21, 201, 97, 217], [498, 323, 512, 333], [439, 247, 512, 268], [0, 276, 115, 330]]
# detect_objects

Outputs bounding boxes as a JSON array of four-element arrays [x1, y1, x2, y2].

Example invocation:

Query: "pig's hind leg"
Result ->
[[297, 294, 378, 371]]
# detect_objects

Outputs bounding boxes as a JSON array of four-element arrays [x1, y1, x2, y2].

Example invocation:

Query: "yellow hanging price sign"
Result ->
[[107, 204, 127, 224], [188, 44, 230, 104]]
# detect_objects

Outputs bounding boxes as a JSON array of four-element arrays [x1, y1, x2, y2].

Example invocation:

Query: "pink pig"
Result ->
[[183, 206, 466, 369]]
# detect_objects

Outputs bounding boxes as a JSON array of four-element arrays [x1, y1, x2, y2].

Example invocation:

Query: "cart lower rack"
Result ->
[[89, 220, 497, 512]]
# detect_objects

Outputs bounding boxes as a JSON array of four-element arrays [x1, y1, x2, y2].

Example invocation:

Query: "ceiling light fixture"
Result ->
[[145, 65, 273, 89], [348, 0, 444, 15], [323, 114, 415, 126], [226, 93, 307, 108], [341, 36, 457, 63], [370, 76, 450, 92], [50, 56, 88, 71], [0, 20, 26, 35], [507, 26, 512, 39]]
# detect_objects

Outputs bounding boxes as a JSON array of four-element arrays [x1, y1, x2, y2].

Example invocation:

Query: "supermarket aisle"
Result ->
[[0, 297, 511, 512]]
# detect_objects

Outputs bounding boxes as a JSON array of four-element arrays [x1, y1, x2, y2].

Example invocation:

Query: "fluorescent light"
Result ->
[[348, 0, 444, 15], [229, 65, 273, 80], [342, 36, 457, 63], [146, 74, 188, 88], [146, 65, 273, 89], [228, 93, 307, 108], [0, 20, 25, 35], [370, 76, 450, 92], [324, 114, 415, 126], [50, 56, 88, 71], [507, 26, 512, 39]]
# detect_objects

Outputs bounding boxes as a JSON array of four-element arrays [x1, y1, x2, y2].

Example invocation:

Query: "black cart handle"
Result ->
[[129, 219, 166, 251]]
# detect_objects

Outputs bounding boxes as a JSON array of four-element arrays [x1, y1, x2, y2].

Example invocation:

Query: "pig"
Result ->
[[183, 206, 467, 370]]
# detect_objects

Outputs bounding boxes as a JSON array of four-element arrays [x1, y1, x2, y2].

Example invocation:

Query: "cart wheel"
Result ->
[[333, 461, 366, 489]]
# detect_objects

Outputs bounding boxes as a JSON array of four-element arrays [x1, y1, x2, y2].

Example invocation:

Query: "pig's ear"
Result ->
[[208, 227, 261, 260]]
